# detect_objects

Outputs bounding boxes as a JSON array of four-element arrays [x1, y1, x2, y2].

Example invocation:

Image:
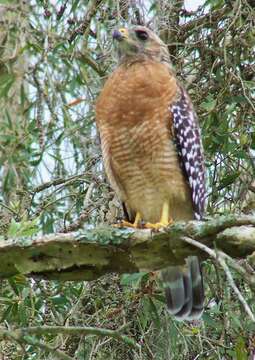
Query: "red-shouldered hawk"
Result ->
[[96, 26, 206, 320]]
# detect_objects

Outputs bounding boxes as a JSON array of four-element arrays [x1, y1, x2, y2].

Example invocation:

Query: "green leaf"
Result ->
[[235, 337, 248, 360], [201, 96, 217, 112], [0, 0, 16, 4], [7, 219, 20, 238], [148, 297, 161, 328], [7, 218, 39, 238], [0, 73, 15, 98], [120, 272, 148, 288], [217, 171, 240, 190], [50, 295, 69, 307], [152, 294, 166, 303], [202, 313, 222, 329], [139, 296, 151, 329]]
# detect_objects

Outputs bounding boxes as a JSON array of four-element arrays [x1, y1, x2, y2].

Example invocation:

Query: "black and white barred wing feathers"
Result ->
[[170, 87, 206, 220]]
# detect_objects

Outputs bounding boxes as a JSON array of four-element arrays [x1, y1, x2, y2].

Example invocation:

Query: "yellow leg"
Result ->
[[114, 212, 142, 228], [145, 201, 173, 230], [133, 212, 142, 227], [160, 201, 170, 226]]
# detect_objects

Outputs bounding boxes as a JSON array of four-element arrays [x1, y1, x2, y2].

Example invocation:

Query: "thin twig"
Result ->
[[219, 251, 255, 290], [220, 257, 255, 322], [0, 202, 19, 216], [69, 0, 104, 42], [16, 325, 140, 350], [32, 173, 87, 193], [0, 327, 72, 360], [23, 337, 72, 360]]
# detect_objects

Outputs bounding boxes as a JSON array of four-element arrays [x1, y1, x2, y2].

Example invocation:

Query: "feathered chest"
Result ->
[[96, 61, 178, 128]]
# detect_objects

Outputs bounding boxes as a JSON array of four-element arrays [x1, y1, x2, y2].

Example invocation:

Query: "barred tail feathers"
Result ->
[[161, 256, 204, 321]]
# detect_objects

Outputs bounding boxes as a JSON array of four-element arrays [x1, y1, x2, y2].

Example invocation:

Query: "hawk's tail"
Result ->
[[161, 256, 204, 321]]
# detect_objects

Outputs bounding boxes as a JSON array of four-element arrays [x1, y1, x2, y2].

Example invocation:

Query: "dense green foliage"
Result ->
[[0, 0, 254, 358]]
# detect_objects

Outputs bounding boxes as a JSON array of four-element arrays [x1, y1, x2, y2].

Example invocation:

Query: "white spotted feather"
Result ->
[[170, 87, 206, 219]]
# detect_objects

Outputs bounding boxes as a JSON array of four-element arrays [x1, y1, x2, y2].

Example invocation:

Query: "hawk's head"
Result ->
[[112, 26, 170, 64]]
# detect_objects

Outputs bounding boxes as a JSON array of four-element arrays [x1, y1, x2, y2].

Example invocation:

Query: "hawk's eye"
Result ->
[[135, 30, 148, 41]]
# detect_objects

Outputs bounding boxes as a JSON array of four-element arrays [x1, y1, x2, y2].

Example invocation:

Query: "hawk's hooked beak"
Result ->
[[112, 28, 129, 41]]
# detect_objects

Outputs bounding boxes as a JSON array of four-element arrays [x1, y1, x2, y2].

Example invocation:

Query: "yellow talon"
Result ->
[[144, 221, 173, 230], [114, 202, 173, 230], [144, 201, 173, 230], [114, 212, 142, 228]]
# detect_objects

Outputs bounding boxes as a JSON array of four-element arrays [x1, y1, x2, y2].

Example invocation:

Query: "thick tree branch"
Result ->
[[0, 214, 255, 281]]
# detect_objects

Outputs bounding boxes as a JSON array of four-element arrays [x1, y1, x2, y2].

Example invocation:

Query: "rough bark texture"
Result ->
[[0, 214, 255, 281]]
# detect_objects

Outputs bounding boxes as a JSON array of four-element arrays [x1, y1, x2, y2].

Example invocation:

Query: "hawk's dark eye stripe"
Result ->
[[135, 30, 148, 41]]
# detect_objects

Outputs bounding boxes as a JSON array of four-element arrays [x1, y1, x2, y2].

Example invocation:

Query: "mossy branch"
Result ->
[[0, 214, 255, 281]]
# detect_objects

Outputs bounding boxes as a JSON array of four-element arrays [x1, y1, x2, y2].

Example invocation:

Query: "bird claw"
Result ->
[[113, 212, 142, 228], [114, 215, 173, 230], [144, 220, 173, 230], [113, 220, 139, 228]]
